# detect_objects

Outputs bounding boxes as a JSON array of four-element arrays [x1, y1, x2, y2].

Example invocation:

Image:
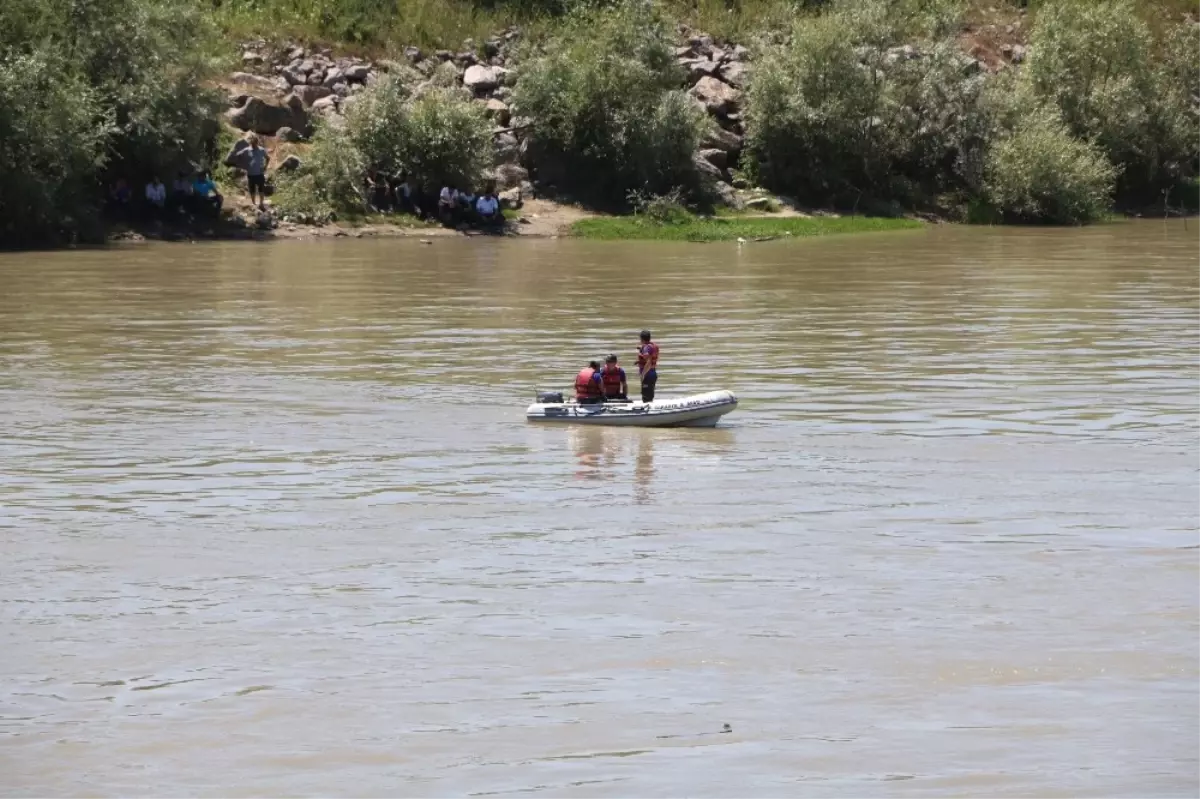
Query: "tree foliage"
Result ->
[[278, 75, 493, 217], [982, 103, 1117, 224], [1025, 0, 1198, 200], [743, 0, 983, 209], [0, 0, 223, 246], [510, 0, 710, 207]]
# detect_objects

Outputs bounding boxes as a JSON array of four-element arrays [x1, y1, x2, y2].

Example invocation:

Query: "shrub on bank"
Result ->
[[0, 54, 110, 247], [982, 104, 1117, 225], [510, 0, 710, 208], [0, 0, 223, 246], [1026, 0, 1198, 201], [278, 74, 492, 218], [743, 0, 983, 211]]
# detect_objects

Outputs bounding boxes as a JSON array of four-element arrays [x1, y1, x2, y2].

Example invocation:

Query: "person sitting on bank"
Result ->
[[192, 170, 223, 218], [574, 360, 604, 405], [475, 189, 502, 228], [367, 170, 391, 212], [170, 169, 194, 214], [144, 175, 167, 217], [457, 185, 477, 224], [438, 183, 458, 224], [108, 178, 132, 219], [600, 354, 628, 401], [394, 173, 419, 217], [636, 328, 659, 402]]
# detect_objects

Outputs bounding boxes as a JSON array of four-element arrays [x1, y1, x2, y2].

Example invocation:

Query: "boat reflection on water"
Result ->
[[568, 426, 735, 504], [571, 426, 618, 480]]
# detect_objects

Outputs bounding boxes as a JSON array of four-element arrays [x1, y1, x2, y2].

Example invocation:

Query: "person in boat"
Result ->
[[636, 329, 659, 402], [600, 354, 628, 401], [574, 360, 604, 405]]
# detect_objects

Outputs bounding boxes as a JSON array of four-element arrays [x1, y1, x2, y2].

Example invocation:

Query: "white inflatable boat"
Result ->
[[525, 390, 738, 428]]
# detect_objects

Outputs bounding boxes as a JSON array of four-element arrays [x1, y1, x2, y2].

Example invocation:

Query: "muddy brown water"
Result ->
[[1, 221, 1197, 797]]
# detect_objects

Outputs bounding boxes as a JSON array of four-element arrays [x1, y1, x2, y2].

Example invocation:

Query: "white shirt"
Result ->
[[439, 187, 457, 205], [145, 182, 166, 206], [475, 195, 498, 215]]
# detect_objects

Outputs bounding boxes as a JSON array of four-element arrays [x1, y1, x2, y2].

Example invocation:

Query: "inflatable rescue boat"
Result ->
[[525, 390, 738, 428]]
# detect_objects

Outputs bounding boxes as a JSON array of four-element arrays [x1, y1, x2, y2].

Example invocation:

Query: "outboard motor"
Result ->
[[536, 391, 564, 404]]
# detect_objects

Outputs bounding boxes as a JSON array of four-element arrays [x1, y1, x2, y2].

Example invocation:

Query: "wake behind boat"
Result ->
[[525, 390, 738, 428]]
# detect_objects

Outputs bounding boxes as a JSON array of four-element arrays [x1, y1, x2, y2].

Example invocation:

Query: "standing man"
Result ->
[[245, 134, 270, 211], [636, 329, 659, 402], [600, 354, 628, 401]]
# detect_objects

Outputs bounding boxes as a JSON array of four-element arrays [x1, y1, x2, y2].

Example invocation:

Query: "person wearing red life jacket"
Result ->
[[574, 360, 604, 404], [600, 354, 628, 401], [635, 329, 659, 402]]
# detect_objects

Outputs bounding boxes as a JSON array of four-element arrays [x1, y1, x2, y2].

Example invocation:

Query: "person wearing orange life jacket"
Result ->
[[600, 354, 628, 400], [635, 329, 660, 402], [574, 360, 604, 404]]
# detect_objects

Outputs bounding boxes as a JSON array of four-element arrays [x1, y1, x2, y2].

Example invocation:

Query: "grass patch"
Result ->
[[570, 214, 923, 241]]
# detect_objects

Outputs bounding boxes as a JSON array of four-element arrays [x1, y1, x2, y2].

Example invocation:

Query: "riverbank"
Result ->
[[4, 0, 1196, 250], [571, 214, 924, 242]]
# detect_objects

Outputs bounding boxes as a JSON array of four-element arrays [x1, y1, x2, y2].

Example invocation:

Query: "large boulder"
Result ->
[[282, 66, 307, 86], [701, 126, 743, 154], [225, 94, 309, 136], [483, 98, 510, 126], [692, 151, 725, 183], [279, 155, 302, 172], [310, 95, 340, 116], [322, 67, 344, 87], [293, 85, 332, 107], [276, 126, 304, 143], [229, 72, 284, 95], [691, 76, 742, 117], [223, 138, 252, 171], [463, 64, 501, 93], [698, 148, 728, 171], [494, 131, 520, 164], [495, 163, 529, 190], [344, 64, 371, 82], [681, 59, 720, 84], [718, 61, 749, 89], [713, 181, 740, 208]]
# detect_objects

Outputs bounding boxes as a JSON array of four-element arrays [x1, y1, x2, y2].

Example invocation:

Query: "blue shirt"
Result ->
[[193, 178, 217, 196]]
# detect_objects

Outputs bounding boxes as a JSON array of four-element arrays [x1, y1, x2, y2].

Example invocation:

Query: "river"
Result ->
[[1, 221, 1196, 797]]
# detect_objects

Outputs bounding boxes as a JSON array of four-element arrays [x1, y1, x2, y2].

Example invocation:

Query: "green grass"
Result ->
[[570, 214, 924, 241], [206, 0, 1197, 52]]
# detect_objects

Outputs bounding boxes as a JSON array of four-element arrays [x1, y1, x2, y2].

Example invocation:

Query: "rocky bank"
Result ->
[[208, 12, 1038, 235]]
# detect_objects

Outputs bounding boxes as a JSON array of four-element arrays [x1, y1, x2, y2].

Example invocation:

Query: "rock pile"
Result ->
[[226, 31, 531, 202], [674, 27, 751, 204], [223, 26, 758, 206]]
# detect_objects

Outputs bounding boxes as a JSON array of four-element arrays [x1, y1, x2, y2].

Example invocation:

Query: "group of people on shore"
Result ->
[[575, 330, 661, 404], [101, 129, 509, 232], [362, 171, 505, 230], [106, 169, 225, 222], [437, 184, 504, 228]]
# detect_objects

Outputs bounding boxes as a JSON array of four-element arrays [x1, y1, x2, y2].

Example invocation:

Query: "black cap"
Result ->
[[605, 354, 618, 363], [640, 329, 651, 340]]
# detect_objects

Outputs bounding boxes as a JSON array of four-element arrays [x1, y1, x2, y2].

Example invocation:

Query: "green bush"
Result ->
[[1026, 0, 1197, 200], [0, 0, 223, 246], [390, 88, 494, 191], [743, 0, 982, 208], [285, 75, 492, 216], [982, 104, 1117, 224], [510, 0, 710, 207], [0, 53, 111, 247]]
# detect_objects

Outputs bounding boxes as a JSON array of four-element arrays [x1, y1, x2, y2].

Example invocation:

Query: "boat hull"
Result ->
[[526, 390, 737, 428]]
